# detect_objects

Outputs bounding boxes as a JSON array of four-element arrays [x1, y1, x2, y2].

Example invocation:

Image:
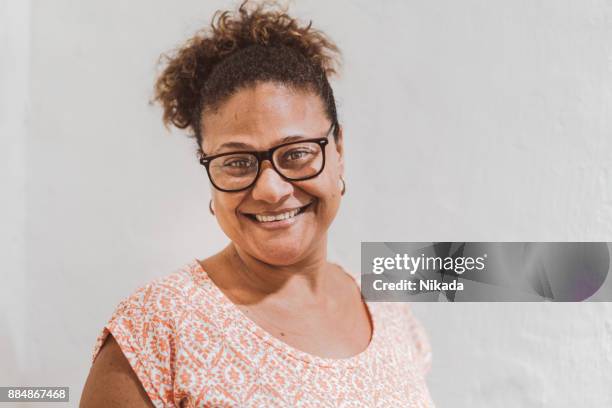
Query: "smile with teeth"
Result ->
[[246, 203, 311, 223], [255, 208, 299, 223]]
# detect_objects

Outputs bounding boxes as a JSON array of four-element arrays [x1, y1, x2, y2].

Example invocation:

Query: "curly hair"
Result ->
[[153, 0, 342, 156]]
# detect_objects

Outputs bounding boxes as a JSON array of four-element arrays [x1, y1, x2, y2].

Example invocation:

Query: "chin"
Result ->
[[251, 242, 308, 266]]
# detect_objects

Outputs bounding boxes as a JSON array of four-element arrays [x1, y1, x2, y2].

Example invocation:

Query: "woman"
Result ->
[[80, 2, 434, 407]]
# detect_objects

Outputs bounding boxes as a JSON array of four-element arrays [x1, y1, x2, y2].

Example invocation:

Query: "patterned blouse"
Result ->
[[91, 260, 434, 407]]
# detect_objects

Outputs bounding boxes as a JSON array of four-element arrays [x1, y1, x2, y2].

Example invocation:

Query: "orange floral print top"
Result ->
[[91, 260, 434, 407]]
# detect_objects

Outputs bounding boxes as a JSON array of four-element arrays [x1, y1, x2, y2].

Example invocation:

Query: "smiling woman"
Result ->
[[79, 1, 433, 407]]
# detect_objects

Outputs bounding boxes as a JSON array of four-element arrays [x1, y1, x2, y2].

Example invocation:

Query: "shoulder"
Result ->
[[90, 262, 200, 370], [89, 260, 225, 406], [330, 264, 433, 375], [122, 262, 198, 308], [106, 260, 218, 328], [374, 302, 433, 376]]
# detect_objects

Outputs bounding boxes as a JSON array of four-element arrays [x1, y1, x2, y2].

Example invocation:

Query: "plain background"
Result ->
[[2, 0, 612, 406]]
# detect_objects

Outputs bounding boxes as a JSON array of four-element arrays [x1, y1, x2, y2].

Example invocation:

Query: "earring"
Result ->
[[339, 176, 346, 196], [209, 199, 215, 216]]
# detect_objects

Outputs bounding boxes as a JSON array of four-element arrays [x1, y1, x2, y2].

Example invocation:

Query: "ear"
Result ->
[[334, 124, 345, 176]]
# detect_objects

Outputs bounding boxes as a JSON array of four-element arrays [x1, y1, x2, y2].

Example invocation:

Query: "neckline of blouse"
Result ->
[[191, 259, 381, 369]]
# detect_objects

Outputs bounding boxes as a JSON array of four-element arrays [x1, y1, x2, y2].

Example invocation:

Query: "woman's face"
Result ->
[[201, 82, 344, 266]]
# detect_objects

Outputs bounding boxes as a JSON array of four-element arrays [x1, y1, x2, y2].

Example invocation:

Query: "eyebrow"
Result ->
[[212, 134, 312, 154]]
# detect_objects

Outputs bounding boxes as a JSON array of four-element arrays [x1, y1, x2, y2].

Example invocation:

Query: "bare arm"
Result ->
[[80, 334, 155, 408]]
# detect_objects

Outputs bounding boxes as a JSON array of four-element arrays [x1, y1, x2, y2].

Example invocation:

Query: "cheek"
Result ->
[[212, 193, 242, 224], [302, 176, 342, 214]]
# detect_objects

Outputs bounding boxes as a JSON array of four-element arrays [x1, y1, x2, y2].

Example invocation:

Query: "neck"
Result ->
[[222, 238, 338, 306]]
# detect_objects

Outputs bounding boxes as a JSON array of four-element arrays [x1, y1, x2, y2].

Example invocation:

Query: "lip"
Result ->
[[240, 202, 313, 217], [240, 202, 313, 230]]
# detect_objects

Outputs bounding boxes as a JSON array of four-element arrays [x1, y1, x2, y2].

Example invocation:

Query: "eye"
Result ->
[[223, 158, 254, 168], [288, 151, 307, 160], [283, 148, 314, 161]]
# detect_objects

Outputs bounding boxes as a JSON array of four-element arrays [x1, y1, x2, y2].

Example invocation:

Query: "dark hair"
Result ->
[[153, 1, 342, 157]]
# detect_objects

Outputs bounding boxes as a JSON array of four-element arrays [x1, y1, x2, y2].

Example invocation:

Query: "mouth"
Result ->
[[241, 202, 313, 224]]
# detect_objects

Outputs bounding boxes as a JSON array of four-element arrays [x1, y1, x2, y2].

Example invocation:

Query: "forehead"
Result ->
[[201, 82, 328, 153]]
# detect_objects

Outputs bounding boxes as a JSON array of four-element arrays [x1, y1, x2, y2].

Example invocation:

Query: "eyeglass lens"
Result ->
[[208, 140, 324, 191]]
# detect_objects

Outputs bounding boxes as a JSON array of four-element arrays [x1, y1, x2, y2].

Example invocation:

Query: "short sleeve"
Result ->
[[91, 282, 178, 408], [402, 304, 433, 376]]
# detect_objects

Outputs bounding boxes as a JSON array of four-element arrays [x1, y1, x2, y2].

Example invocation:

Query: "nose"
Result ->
[[251, 161, 294, 203]]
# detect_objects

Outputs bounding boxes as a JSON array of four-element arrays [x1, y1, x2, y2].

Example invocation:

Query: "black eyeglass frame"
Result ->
[[199, 122, 337, 193]]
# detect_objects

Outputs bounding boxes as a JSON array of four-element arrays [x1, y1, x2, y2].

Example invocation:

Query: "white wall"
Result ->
[[3, 0, 612, 406], [0, 0, 29, 388]]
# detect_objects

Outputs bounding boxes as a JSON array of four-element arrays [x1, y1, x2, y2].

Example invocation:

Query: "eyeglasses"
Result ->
[[200, 123, 336, 192]]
